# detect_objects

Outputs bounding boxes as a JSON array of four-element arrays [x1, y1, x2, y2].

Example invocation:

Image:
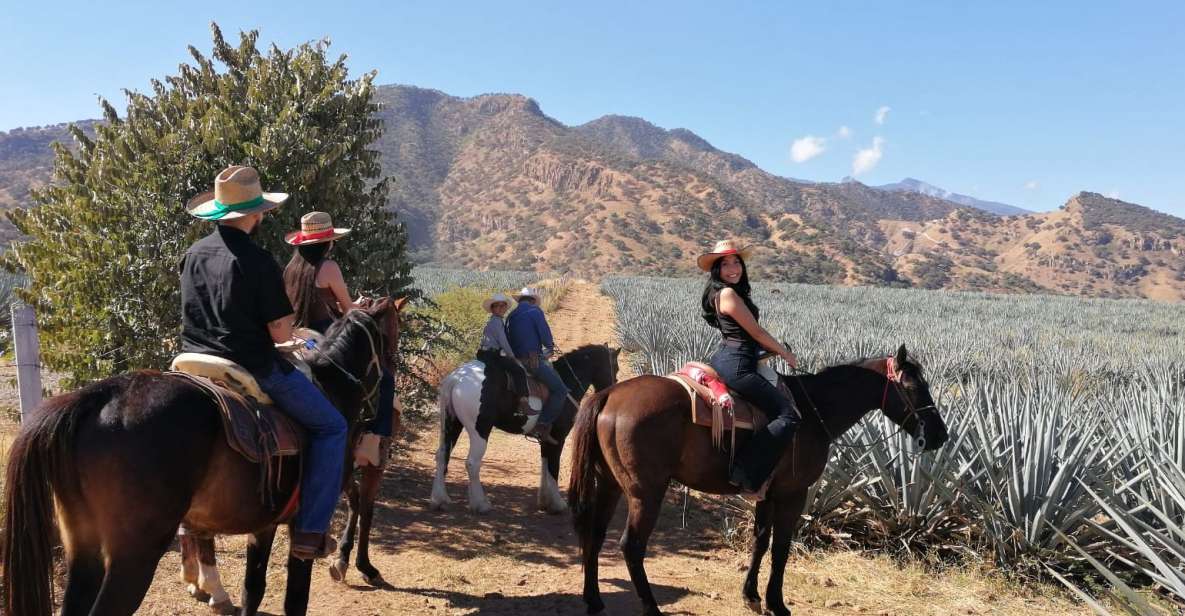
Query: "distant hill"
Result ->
[[876, 178, 1031, 216], [2, 85, 1183, 300]]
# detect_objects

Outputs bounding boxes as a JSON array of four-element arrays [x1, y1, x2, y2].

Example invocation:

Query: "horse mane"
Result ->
[[783, 355, 923, 383], [556, 344, 609, 364], [311, 309, 375, 369]]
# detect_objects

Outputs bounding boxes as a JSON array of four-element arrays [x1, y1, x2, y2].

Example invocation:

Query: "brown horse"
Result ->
[[568, 345, 949, 616], [1, 298, 405, 616], [179, 404, 405, 613]]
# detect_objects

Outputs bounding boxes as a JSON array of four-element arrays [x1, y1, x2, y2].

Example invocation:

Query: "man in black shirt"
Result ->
[[180, 165, 345, 560]]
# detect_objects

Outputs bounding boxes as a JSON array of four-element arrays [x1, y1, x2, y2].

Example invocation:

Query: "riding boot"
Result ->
[[527, 421, 559, 445], [732, 397, 800, 492]]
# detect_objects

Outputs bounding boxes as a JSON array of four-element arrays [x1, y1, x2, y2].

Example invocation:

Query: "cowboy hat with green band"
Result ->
[[185, 165, 288, 220]]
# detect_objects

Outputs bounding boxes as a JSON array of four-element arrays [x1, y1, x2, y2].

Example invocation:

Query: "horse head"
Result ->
[[364, 296, 409, 374], [880, 344, 948, 451]]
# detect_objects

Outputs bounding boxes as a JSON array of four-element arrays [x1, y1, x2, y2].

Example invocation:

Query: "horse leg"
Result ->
[[537, 440, 567, 514], [283, 554, 315, 616], [429, 412, 463, 510], [354, 464, 386, 586], [86, 537, 173, 616], [582, 480, 623, 615], [239, 528, 276, 616], [180, 532, 201, 597], [60, 542, 104, 616], [764, 491, 808, 616], [621, 489, 668, 616], [741, 498, 774, 613], [330, 477, 360, 583], [189, 536, 234, 614], [464, 421, 493, 513]]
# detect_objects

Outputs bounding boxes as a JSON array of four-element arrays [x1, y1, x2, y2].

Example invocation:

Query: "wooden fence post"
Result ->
[[11, 302, 42, 421]]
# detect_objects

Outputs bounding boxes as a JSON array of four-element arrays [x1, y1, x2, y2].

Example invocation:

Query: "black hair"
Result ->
[[700, 255, 757, 328], [283, 241, 334, 327]]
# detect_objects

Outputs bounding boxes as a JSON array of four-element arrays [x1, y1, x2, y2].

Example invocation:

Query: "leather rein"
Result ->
[[312, 311, 385, 418]]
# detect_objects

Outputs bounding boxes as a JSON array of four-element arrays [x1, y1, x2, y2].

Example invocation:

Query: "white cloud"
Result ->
[[852, 137, 886, 176], [1024, 180, 1040, 190], [790, 135, 827, 163], [874, 106, 891, 125], [836, 125, 852, 139]]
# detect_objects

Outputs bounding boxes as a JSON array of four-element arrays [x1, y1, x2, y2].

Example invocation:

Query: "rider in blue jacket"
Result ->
[[506, 287, 569, 444]]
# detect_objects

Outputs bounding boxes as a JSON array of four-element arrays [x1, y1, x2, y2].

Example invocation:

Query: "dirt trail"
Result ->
[[29, 282, 1087, 615]]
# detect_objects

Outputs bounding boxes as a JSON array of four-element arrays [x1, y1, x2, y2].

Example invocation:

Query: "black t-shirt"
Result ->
[[180, 225, 294, 376]]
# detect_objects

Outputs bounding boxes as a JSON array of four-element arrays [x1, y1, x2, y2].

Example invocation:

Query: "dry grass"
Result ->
[[534, 274, 574, 314]]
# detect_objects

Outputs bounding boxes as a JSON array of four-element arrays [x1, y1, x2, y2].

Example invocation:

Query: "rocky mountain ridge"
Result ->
[[2, 86, 1183, 300]]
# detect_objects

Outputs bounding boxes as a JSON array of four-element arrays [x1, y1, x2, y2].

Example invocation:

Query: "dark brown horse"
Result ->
[[179, 400, 406, 612], [1, 298, 405, 616], [568, 345, 949, 616]]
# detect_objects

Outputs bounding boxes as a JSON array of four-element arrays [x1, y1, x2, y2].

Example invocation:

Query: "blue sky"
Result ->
[[3, 1, 1182, 216]]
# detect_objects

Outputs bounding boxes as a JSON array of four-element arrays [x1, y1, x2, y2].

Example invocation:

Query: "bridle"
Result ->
[[315, 310, 385, 419]]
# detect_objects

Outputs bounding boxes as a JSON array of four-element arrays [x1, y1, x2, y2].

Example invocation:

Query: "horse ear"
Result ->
[[368, 297, 392, 317], [611, 347, 622, 358], [392, 296, 410, 313], [895, 344, 908, 365]]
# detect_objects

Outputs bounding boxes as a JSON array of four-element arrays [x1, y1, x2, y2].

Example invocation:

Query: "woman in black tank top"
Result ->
[[698, 240, 801, 493], [282, 212, 396, 449]]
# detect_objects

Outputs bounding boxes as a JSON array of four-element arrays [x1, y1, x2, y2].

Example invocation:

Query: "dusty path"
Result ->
[[9, 282, 1088, 615]]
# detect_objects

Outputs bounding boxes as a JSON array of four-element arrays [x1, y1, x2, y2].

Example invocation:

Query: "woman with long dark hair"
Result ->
[[283, 211, 396, 460], [699, 240, 801, 493]]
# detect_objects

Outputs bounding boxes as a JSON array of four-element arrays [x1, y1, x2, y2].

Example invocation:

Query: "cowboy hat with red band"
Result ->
[[696, 239, 754, 272], [284, 211, 352, 246]]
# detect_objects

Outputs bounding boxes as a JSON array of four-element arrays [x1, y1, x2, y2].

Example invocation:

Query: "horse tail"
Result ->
[[568, 388, 611, 557], [2, 381, 117, 616]]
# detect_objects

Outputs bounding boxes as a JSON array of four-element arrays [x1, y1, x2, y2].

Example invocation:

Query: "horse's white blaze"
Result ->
[[538, 456, 567, 513], [198, 562, 230, 605]]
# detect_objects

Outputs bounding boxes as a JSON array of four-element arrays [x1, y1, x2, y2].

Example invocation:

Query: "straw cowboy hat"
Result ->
[[284, 211, 352, 246], [514, 287, 543, 301], [482, 292, 512, 313], [697, 239, 753, 271], [185, 165, 288, 220]]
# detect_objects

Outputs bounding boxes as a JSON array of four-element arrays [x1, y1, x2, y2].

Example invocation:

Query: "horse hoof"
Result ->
[[429, 497, 450, 511], [188, 584, 210, 603], [329, 561, 347, 583], [470, 502, 493, 515], [362, 571, 385, 587], [209, 599, 236, 615], [743, 597, 762, 614]]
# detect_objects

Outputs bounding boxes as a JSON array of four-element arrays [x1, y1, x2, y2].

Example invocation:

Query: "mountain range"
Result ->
[[1, 84, 1183, 300], [875, 178, 1031, 216]]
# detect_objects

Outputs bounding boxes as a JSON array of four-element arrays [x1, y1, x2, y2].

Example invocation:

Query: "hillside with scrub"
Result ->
[[5, 86, 1185, 299]]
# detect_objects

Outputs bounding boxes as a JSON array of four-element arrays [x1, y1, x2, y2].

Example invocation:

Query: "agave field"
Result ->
[[410, 266, 541, 299], [603, 276, 1185, 612]]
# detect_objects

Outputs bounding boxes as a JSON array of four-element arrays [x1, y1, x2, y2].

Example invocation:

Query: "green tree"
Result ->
[[5, 24, 412, 386]]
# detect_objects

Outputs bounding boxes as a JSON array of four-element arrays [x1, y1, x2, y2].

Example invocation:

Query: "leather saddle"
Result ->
[[169, 353, 305, 463], [667, 362, 770, 451]]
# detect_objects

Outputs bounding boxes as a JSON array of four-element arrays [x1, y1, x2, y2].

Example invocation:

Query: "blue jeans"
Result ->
[[364, 368, 395, 437], [710, 342, 800, 489], [522, 357, 569, 425], [257, 362, 348, 534]]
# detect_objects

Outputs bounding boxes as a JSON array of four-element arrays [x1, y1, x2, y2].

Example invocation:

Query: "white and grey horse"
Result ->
[[430, 344, 620, 514]]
